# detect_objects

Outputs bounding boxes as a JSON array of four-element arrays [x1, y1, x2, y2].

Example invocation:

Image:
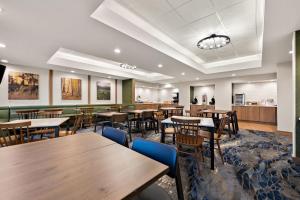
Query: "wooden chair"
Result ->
[[199, 117, 227, 164], [16, 110, 39, 119], [172, 106, 184, 116], [40, 109, 63, 118], [171, 117, 204, 173], [140, 111, 156, 137], [30, 109, 63, 139], [112, 113, 131, 141], [59, 114, 83, 137], [153, 111, 164, 133], [0, 121, 31, 147], [185, 110, 190, 116], [80, 107, 94, 127]]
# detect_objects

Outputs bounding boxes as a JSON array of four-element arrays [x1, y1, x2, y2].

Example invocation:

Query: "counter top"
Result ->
[[232, 105, 277, 108]]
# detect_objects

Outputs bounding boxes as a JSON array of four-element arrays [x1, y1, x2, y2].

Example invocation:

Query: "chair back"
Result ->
[[80, 107, 94, 126], [171, 117, 203, 146], [0, 121, 31, 147], [41, 109, 63, 118], [216, 117, 227, 139], [70, 114, 83, 135], [172, 107, 184, 116], [112, 113, 128, 123], [132, 138, 177, 178], [102, 127, 128, 147], [142, 111, 154, 120], [154, 111, 164, 121], [16, 110, 39, 119]]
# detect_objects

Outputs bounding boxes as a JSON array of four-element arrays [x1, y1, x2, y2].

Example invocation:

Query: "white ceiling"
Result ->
[[0, 0, 299, 83], [116, 0, 263, 63]]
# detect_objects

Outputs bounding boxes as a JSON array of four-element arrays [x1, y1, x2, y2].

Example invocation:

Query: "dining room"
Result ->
[[0, 0, 300, 200]]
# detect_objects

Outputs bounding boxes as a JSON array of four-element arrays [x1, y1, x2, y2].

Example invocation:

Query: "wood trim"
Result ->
[[115, 79, 117, 104], [49, 70, 53, 105], [88, 75, 91, 104]]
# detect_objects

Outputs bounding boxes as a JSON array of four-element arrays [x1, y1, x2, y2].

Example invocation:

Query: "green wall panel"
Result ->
[[190, 86, 194, 103], [122, 79, 135, 105]]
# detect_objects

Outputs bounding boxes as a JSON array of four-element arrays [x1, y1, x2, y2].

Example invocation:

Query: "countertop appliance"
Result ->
[[234, 93, 245, 105]]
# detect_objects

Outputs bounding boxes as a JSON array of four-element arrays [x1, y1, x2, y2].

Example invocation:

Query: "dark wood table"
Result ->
[[201, 109, 230, 118], [2, 118, 69, 137], [0, 133, 169, 200], [161, 116, 216, 170], [159, 107, 182, 118]]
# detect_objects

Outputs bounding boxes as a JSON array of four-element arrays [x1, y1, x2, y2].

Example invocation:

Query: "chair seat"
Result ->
[[165, 127, 175, 134], [199, 131, 221, 140], [131, 183, 172, 200], [59, 130, 72, 137]]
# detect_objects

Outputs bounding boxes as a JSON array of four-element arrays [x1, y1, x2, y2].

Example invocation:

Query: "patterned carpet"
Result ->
[[78, 127, 299, 200]]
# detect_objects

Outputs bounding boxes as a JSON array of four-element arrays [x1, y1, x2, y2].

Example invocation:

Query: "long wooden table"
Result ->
[[0, 133, 169, 200], [2, 118, 69, 137], [161, 116, 216, 170]]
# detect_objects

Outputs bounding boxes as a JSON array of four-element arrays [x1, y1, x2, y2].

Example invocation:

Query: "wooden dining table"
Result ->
[[0, 133, 169, 200], [2, 118, 69, 137], [201, 109, 230, 118], [159, 107, 182, 118], [161, 116, 216, 170]]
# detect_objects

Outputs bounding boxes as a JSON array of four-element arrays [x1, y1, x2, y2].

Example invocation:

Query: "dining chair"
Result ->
[[16, 110, 39, 119], [131, 138, 183, 200], [153, 111, 164, 133], [112, 113, 132, 141], [59, 114, 83, 137], [0, 121, 31, 147], [102, 127, 129, 147], [171, 117, 204, 174], [199, 117, 227, 164], [80, 107, 94, 128], [140, 111, 156, 137], [173, 106, 184, 116], [40, 109, 63, 118]]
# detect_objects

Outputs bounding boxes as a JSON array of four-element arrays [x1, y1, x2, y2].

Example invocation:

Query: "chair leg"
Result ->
[[227, 120, 232, 138], [172, 133, 175, 144], [217, 141, 224, 164], [194, 148, 201, 175]]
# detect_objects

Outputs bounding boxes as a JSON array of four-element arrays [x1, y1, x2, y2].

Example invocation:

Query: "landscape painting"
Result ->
[[61, 78, 82, 100], [97, 80, 111, 100], [8, 72, 39, 100]]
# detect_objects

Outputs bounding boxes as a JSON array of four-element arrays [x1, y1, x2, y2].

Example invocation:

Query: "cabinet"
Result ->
[[232, 106, 277, 124]]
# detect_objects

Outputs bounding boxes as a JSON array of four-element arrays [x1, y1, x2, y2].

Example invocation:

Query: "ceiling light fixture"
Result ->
[[181, 72, 185, 76], [158, 64, 163, 68], [0, 8, 3, 13], [107, 76, 111, 79], [0, 43, 6, 48], [1, 59, 8, 63], [196, 77, 200, 80], [289, 50, 293, 54], [70, 70, 75, 73], [232, 74, 236, 77], [120, 63, 137, 70], [114, 48, 121, 54], [197, 34, 230, 50]]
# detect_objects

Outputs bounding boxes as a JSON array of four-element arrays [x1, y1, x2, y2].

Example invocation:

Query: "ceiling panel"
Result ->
[[211, 0, 246, 11], [153, 11, 186, 33], [166, 0, 192, 8], [175, 0, 215, 23]]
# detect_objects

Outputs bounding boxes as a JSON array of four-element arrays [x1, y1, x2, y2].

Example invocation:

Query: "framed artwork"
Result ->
[[8, 72, 39, 100], [61, 78, 82, 100], [97, 80, 111, 100]]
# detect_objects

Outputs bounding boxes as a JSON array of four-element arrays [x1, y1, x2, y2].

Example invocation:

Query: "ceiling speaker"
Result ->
[[0, 65, 6, 85]]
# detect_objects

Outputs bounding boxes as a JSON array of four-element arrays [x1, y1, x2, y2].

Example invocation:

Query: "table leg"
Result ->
[[54, 126, 60, 138], [209, 126, 215, 170], [160, 123, 165, 143]]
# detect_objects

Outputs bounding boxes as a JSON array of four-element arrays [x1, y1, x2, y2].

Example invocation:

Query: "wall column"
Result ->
[[122, 79, 135, 105], [294, 30, 300, 157], [88, 75, 91, 104], [49, 70, 53, 105]]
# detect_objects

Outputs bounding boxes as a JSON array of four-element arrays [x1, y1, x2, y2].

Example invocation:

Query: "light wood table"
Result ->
[[0, 133, 168, 200], [161, 116, 216, 170], [3, 118, 69, 137]]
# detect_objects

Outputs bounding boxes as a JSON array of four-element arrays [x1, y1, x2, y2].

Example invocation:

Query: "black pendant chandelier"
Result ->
[[197, 34, 230, 50]]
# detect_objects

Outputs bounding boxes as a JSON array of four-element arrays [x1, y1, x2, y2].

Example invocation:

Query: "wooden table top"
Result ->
[[94, 112, 126, 117], [161, 116, 215, 128], [159, 107, 181, 110], [202, 109, 230, 114], [2, 117, 69, 128], [127, 109, 158, 114], [0, 133, 168, 200]]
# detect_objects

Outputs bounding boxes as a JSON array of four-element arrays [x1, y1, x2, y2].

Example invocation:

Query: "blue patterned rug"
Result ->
[[78, 127, 298, 200]]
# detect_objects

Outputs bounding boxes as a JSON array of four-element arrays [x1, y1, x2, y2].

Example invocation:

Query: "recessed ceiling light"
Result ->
[[158, 64, 163, 68], [1, 59, 8, 63], [289, 50, 293, 54], [232, 74, 236, 77], [0, 8, 3, 13], [107, 76, 111, 79], [181, 72, 185, 76], [70, 70, 75, 73], [196, 77, 200, 80], [114, 48, 121, 54], [0, 43, 6, 48]]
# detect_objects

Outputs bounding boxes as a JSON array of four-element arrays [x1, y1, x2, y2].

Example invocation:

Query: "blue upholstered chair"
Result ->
[[131, 138, 184, 200], [102, 127, 128, 147]]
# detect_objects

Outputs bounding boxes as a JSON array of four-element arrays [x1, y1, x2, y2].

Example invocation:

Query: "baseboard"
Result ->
[[276, 130, 292, 136]]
